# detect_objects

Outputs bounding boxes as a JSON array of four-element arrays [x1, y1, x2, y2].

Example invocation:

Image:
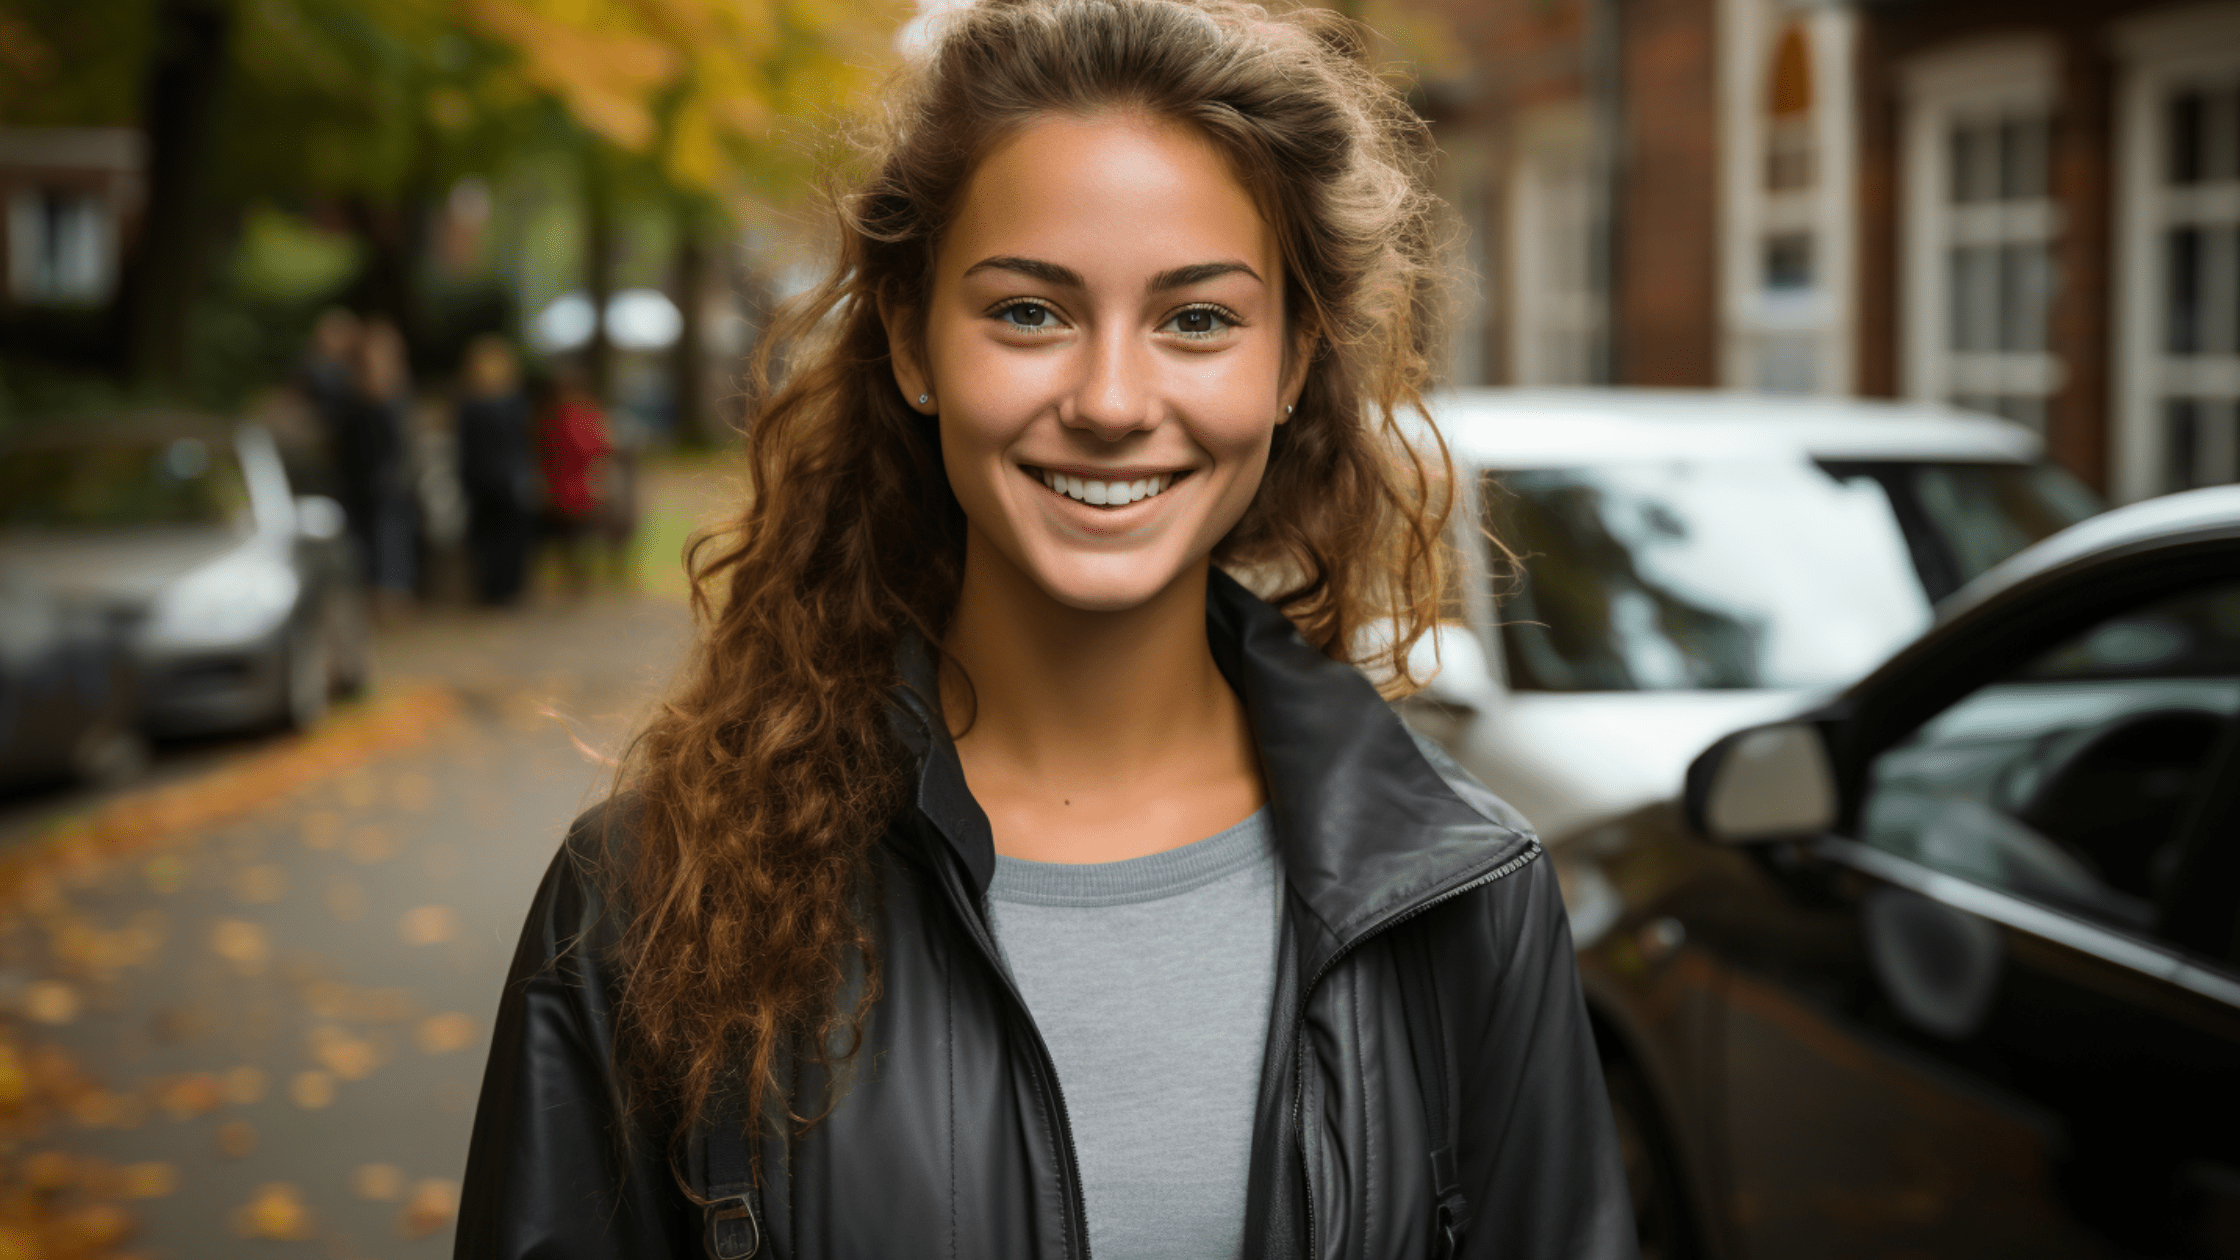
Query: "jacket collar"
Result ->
[[888, 569, 1537, 959]]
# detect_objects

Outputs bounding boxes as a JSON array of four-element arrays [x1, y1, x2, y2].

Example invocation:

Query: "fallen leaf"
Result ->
[[399, 1178, 459, 1239], [155, 1072, 224, 1119], [26, 980, 78, 1025], [299, 811, 342, 850], [50, 1203, 132, 1252], [217, 1119, 258, 1157], [209, 919, 270, 973], [234, 1182, 316, 1240], [232, 864, 287, 904], [339, 768, 379, 810], [25, 1149, 74, 1189], [416, 1012, 477, 1055], [222, 1065, 266, 1105], [399, 905, 458, 946], [289, 1070, 335, 1110], [309, 1025, 382, 1081], [143, 853, 188, 893], [346, 825, 396, 865], [120, 1161, 178, 1198], [351, 1162, 404, 1201], [151, 1004, 203, 1045], [393, 772, 435, 811]]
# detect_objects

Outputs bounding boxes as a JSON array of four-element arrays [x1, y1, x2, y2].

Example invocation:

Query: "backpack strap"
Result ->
[[694, 1098, 762, 1260], [1395, 927, 1471, 1260]]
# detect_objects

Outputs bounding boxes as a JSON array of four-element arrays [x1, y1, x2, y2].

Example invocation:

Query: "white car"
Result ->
[[1400, 389, 2102, 847]]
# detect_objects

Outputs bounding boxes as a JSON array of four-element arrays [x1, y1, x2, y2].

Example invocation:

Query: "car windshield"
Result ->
[[0, 436, 252, 531], [1488, 460, 2099, 692]]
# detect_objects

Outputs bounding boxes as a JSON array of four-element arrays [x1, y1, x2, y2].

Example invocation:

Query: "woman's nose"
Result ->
[[1063, 327, 1157, 440]]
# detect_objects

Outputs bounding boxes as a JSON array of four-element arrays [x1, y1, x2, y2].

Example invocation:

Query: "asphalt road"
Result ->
[[0, 592, 694, 1259]]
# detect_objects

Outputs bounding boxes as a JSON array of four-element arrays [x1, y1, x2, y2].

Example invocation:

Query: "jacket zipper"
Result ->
[[935, 851, 1097, 1260], [1289, 838, 1542, 1260]]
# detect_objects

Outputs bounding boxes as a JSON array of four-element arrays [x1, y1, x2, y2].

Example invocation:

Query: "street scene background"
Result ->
[[3, 0, 2238, 1254]]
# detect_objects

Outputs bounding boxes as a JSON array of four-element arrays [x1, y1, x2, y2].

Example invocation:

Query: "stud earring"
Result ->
[[1284, 404, 1294, 416], [918, 393, 931, 407]]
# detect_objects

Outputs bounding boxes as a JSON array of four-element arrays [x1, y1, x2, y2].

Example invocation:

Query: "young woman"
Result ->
[[457, 0, 1635, 1256]]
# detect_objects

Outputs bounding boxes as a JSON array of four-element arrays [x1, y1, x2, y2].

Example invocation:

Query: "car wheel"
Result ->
[[68, 720, 148, 790], [1604, 1056, 1698, 1260], [284, 617, 331, 731], [324, 586, 372, 699]]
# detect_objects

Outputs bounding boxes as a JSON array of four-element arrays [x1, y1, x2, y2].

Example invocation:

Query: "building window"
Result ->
[[1509, 119, 1603, 385], [2115, 7, 2240, 501], [6, 186, 114, 304], [1901, 40, 2062, 433], [1720, 2, 1855, 397]]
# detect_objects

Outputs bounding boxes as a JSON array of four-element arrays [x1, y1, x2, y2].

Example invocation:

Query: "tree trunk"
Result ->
[[583, 151, 615, 403], [117, 0, 230, 388], [669, 215, 709, 448]]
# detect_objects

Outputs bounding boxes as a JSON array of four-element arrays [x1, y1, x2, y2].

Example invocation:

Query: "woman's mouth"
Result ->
[[1024, 466, 1191, 508]]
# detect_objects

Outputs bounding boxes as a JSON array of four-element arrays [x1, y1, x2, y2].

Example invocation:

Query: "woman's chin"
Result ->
[[1022, 551, 1199, 614]]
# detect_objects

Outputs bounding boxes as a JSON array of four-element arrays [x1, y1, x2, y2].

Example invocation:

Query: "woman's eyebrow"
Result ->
[[962, 256, 1085, 287], [1147, 260, 1261, 291], [960, 256, 1263, 292]]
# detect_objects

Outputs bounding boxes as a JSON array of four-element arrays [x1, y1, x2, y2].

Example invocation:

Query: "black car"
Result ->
[[1567, 484, 2240, 1258]]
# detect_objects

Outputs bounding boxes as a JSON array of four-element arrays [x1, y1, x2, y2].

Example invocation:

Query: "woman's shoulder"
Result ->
[[506, 793, 644, 985]]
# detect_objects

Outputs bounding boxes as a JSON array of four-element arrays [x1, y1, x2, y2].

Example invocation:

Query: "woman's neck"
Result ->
[[942, 528, 1266, 863]]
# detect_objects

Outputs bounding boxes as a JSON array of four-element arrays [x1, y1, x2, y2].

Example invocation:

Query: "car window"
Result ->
[[1488, 459, 2098, 691], [0, 438, 253, 531], [1858, 581, 2240, 944], [1817, 460, 2100, 599], [1487, 461, 1932, 690]]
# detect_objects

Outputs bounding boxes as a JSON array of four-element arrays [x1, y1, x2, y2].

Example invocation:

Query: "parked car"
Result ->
[[0, 415, 371, 736], [1401, 388, 2102, 845], [0, 567, 144, 791], [1552, 484, 2240, 1258]]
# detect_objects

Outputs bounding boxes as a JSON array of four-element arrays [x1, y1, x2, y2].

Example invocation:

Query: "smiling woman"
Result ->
[[458, 3, 1636, 1258]]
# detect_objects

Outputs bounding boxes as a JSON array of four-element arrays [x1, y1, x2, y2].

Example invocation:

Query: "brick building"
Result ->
[[1424, 0, 2240, 502]]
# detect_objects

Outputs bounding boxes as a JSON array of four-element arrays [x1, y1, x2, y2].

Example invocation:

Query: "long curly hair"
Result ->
[[611, 0, 1460, 1154]]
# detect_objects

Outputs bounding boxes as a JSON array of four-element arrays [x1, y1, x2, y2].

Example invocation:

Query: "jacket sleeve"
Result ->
[[1447, 853, 1640, 1260], [455, 809, 695, 1260]]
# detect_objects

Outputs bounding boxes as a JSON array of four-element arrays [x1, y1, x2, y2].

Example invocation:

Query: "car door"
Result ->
[[1697, 543, 2240, 1259]]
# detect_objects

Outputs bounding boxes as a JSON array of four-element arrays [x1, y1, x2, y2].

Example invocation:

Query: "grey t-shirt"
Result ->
[[985, 809, 1281, 1260]]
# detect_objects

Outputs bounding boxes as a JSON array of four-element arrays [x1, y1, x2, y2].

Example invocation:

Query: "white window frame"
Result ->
[[1900, 37, 2064, 424], [1717, 0, 1857, 395], [1508, 108, 1603, 386], [2113, 4, 2240, 503]]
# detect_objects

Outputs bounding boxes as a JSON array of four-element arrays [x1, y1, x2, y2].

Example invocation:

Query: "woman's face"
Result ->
[[890, 113, 1300, 613]]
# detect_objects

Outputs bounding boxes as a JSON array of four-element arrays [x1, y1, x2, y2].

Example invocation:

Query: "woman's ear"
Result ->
[[1277, 322, 1318, 422], [879, 299, 934, 413]]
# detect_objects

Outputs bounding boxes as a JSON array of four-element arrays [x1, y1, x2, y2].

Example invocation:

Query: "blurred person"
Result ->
[[341, 317, 419, 616], [297, 307, 362, 490], [455, 336, 537, 605], [459, 3, 1633, 1259], [533, 364, 613, 596]]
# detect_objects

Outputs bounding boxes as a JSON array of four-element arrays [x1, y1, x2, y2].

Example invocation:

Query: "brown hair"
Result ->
[[612, 0, 1458, 1153]]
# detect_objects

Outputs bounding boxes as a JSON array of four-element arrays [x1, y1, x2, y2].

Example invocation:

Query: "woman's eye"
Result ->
[[996, 302, 1055, 330], [1164, 307, 1234, 338]]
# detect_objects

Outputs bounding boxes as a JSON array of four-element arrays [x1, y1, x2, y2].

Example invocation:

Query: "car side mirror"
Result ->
[[295, 495, 346, 541], [1685, 721, 1837, 843], [1406, 622, 1498, 712]]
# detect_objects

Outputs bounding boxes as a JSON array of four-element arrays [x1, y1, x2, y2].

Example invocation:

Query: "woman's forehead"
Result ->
[[939, 114, 1278, 294]]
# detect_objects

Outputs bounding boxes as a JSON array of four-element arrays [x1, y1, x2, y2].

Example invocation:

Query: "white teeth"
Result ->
[[1036, 469, 1178, 506]]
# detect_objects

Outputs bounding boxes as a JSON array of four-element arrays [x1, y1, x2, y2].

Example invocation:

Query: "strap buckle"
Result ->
[[702, 1193, 760, 1260]]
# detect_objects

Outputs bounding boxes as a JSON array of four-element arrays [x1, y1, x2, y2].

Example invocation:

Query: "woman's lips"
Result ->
[[1022, 465, 1193, 508]]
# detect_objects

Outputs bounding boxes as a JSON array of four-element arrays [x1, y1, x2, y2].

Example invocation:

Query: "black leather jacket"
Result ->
[[457, 573, 1638, 1260]]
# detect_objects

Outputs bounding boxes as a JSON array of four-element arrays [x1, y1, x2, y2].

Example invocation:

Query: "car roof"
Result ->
[[1941, 483, 2240, 622], [1414, 388, 2042, 468]]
